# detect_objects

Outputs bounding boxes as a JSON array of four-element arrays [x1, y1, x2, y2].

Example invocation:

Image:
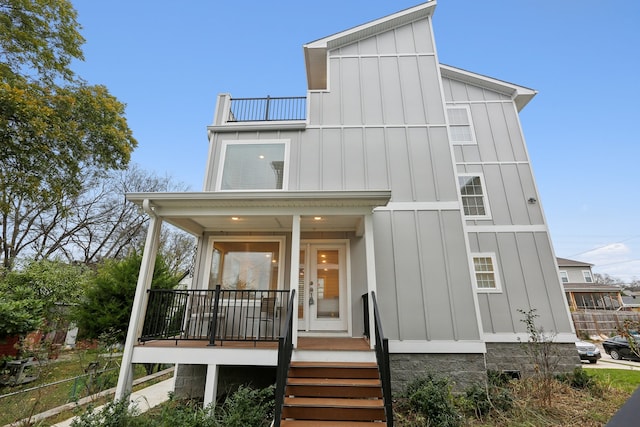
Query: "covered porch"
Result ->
[[115, 190, 390, 399]]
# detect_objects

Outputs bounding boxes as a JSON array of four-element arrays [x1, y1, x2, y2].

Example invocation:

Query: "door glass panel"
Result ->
[[316, 249, 340, 319], [298, 249, 305, 319]]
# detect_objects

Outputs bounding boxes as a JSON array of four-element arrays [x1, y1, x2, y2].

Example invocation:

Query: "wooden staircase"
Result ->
[[279, 361, 388, 426]]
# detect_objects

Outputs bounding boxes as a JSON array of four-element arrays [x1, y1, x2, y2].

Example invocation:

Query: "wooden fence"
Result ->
[[571, 311, 640, 338]]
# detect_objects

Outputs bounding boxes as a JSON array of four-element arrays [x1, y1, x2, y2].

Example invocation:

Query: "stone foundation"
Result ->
[[389, 353, 486, 394], [484, 342, 580, 377], [390, 343, 580, 395], [174, 364, 207, 400]]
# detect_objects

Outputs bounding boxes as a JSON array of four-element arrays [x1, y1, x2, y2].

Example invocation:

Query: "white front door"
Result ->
[[298, 242, 348, 332]]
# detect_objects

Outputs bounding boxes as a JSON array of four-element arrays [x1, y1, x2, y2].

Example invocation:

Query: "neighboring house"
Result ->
[[115, 1, 578, 417], [558, 257, 623, 311]]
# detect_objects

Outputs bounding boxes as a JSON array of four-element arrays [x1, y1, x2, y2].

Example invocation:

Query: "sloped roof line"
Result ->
[[304, 1, 436, 50], [557, 257, 594, 267]]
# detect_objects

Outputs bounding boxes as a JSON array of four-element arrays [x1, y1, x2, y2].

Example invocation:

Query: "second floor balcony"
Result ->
[[211, 94, 307, 129]]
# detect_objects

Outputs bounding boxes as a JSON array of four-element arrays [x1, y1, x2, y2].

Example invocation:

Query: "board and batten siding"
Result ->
[[445, 77, 574, 337]]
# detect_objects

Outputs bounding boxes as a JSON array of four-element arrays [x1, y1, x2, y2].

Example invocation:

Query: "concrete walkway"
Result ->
[[50, 378, 174, 427]]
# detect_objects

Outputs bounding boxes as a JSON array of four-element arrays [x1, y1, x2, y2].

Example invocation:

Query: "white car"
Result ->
[[575, 340, 601, 364]]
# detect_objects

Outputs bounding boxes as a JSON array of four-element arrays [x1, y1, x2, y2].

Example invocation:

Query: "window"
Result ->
[[559, 270, 569, 283], [209, 239, 284, 290], [218, 140, 288, 190], [473, 254, 500, 291], [458, 174, 489, 217], [447, 106, 475, 144], [583, 270, 594, 283]]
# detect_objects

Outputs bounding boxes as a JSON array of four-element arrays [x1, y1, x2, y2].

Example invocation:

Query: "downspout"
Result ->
[[115, 199, 162, 400]]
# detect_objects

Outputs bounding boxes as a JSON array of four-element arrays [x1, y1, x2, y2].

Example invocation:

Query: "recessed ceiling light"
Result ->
[[314, 216, 322, 220], [231, 217, 239, 221], [259, 155, 265, 159]]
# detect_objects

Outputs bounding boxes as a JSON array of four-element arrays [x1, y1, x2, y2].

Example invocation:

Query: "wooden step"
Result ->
[[286, 377, 382, 398], [288, 361, 379, 379], [282, 397, 385, 421], [280, 420, 385, 426]]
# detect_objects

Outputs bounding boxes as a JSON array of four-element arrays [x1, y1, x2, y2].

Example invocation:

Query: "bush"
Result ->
[[402, 374, 462, 427], [215, 384, 275, 427], [71, 398, 144, 427], [556, 367, 603, 397], [461, 379, 513, 419]]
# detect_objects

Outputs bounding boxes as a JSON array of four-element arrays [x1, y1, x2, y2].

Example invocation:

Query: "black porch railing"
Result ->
[[368, 291, 394, 426], [140, 286, 290, 345], [273, 289, 296, 427], [228, 96, 306, 122]]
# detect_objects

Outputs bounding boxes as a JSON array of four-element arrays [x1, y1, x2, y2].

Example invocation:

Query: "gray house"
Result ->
[[115, 2, 578, 424]]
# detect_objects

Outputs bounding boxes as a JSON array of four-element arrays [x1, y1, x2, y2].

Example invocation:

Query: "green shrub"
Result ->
[[556, 367, 603, 397], [215, 384, 275, 427], [461, 381, 513, 419], [70, 397, 145, 427], [402, 374, 462, 427]]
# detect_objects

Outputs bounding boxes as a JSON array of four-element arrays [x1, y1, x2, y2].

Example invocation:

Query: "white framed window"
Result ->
[[217, 139, 289, 191], [472, 254, 501, 292], [559, 270, 569, 283], [458, 174, 490, 218], [447, 106, 476, 144], [582, 270, 594, 283], [208, 236, 286, 290]]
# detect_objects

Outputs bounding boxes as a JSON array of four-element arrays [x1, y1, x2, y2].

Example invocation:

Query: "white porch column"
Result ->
[[364, 213, 378, 349], [290, 214, 300, 347], [115, 207, 163, 400], [203, 364, 219, 408]]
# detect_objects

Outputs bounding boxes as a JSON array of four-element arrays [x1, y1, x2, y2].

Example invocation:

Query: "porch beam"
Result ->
[[290, 214, 301, 347], [115, 208, 163, 400], [364, 213, 377, 350]]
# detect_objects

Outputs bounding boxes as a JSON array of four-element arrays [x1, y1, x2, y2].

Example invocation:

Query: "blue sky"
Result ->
[[71, 1, 640, 281]]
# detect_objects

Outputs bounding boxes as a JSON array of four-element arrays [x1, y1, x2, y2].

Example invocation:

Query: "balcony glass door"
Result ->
[[298, 242, 347, 332]]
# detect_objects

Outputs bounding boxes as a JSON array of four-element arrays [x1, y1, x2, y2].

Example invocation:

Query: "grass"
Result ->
[[586, 368, 640, 393], [0, 348, 149, 426]]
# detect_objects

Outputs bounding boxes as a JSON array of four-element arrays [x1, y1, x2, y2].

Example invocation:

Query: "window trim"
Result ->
[[582, 270, 594, 283], [457, 173, 491, 219], [472, 253, 502, 293], [205, 235, 287, 291], [216, 139, 290, 191], [446, 105, 476, 145], [559, 270, 569, 283]]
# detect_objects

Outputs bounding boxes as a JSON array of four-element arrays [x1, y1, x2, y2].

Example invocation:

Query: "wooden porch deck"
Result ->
[[137, 337, 371, 351]]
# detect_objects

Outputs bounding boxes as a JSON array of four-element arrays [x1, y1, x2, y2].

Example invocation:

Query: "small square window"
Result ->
[[559, 271, 569, 283], [583, 270, 593, 283], [447, 107, 475, 144], [473, 254, 501, 292], [458, 175, 489, 218]]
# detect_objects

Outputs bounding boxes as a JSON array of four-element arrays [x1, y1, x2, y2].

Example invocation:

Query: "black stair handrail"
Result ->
[[274, 288, 296, 427], [371, 291, 394, 426]]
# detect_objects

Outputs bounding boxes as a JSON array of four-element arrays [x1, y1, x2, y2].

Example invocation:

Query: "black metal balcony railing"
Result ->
[[228, 96, 306, 122], [140, 287, 290, 345]]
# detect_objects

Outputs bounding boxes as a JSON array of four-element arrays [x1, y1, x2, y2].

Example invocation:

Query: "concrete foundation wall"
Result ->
[[485, 342, 580, 376], [174, 364, 207, 400]]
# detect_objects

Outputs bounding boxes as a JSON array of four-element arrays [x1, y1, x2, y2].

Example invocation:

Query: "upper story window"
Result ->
[[217, 140, 289, 191], [473, 254, 501, 292], [559, 270, 569, 283], [582, 270, 594, 283], [447, 106, 475, 144], [458, 174, 490, 218]]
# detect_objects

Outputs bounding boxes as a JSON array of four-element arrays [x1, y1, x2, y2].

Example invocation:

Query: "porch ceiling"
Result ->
[[125, 190, 391, 235]]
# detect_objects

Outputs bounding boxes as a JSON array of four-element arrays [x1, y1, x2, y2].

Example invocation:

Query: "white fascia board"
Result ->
[[440, 64, 537, 111], [131, 346, 278, 366]]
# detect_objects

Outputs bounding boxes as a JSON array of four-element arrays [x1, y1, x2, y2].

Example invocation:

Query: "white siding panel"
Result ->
[[429, 127, 460, 201], [323, 58, 342, 124], [360, 57, 384, 123], [364, 128, 390, 190], [357, 36, 378, 55], [308, 92, 323, 126], [379, 57, 405, 124], [298, 129, 321, 190], [386, 128, 413, 201], [412, 19, 434, 53], [321, 128, 343, 190], [448, 79, 469, 103], [373, 211, 400, 338], [398, 56, 425, 123], [486, 103, 515, 162], [503, 105, 528, 161], [407, 127, 437, 201], [482, 164, 508, 224], [392, 211, 428, 339], [341, 57, 363, 125], [376, 30, 397, 54], [501, 164, 529, 224], [337, 42, 358, 55], [417, 56, 446, 123], [518, 164, 544, 224], [394, 24, 416, 54], [343, 128, 366, 189]]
